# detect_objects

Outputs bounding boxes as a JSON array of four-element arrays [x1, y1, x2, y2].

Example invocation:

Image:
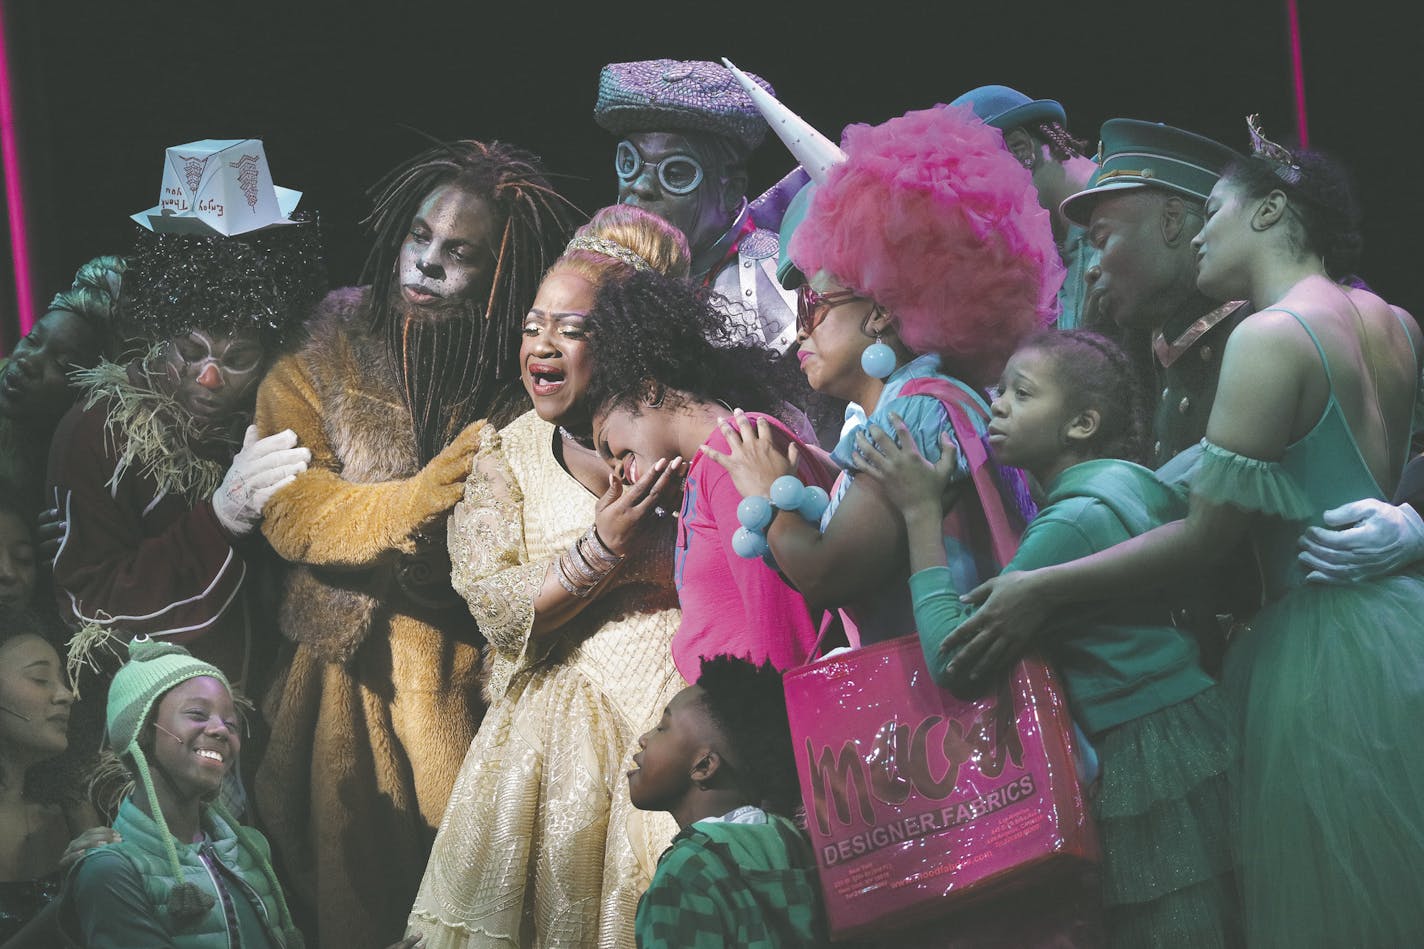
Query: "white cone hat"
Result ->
[[722, 58, 846, 184]]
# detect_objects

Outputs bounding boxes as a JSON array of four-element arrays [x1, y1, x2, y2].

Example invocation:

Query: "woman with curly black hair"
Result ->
[[585, 271, 836, 682]]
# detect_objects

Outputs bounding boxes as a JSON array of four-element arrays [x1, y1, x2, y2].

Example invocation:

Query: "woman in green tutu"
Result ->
[[935, 118, 1424, 948]]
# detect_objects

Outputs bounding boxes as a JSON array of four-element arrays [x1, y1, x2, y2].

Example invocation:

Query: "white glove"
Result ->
[[1298, 498, 1424, 583], [212, 426, 311, 537]]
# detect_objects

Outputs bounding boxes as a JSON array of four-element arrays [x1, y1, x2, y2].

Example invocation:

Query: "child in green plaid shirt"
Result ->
[[629, 655, 827, 948]]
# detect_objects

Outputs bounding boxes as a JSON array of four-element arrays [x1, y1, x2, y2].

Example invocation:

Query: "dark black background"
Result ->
[[2, 1, 1416, 352]]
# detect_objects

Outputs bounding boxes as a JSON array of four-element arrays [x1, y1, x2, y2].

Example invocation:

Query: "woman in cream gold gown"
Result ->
[[407, 206, 691, 948]]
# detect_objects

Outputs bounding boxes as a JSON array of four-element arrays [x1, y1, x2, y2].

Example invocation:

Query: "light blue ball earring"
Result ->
[[861, 334, 897, 379]]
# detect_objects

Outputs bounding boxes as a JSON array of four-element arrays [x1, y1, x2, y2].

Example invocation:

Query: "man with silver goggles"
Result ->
[[594, 59, 799, 355]]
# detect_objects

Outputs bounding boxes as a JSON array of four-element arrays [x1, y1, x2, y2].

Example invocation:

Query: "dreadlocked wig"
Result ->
[[362, 140, 574, 461]]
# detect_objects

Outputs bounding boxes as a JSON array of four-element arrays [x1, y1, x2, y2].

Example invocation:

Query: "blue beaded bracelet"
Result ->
[[732, 475, 831, 559]]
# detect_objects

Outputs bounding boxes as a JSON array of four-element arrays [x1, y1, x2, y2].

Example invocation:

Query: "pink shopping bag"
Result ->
[[784, 643, 1097, 940]]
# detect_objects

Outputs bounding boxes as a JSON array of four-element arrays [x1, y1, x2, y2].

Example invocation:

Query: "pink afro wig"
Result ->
[[788, 104, 1064, 387]]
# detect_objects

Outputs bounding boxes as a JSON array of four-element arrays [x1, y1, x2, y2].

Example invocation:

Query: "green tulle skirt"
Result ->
[[1222, 573, 1424, 948], [1091, 687, 1242, 949]]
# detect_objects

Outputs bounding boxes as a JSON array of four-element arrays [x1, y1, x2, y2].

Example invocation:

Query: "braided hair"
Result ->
[[1021, 329, 1151, 465], [1030, 121, 1090, 162], [696, 655, 800, 818], [551, 204, 691, 287]]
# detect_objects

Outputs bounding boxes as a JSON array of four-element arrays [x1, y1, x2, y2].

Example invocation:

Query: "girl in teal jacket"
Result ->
[[57, 638, 305, 949], [854, 330, 1241, 949], [57, 639, 425, 949]]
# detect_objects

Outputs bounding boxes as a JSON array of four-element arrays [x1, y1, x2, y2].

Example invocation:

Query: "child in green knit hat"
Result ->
[[56, 636, 428, 947], [56, 636, 313, 947]]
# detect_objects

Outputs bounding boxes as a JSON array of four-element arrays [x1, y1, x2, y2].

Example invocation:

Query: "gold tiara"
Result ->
[[563, 236, 652, 272]]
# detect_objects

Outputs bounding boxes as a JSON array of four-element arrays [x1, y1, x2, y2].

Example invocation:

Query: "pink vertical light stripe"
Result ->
[[0, 5, 36, 341], [1286, 0, 1309, 147]]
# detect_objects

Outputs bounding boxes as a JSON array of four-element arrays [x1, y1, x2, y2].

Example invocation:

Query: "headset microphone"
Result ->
[[0, 705, 33, 722]]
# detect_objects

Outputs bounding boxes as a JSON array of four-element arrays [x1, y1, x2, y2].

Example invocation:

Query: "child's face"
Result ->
[[628, 685, 713, 812], [987, 347, 1077, 475], [149, 676, 239, 800]]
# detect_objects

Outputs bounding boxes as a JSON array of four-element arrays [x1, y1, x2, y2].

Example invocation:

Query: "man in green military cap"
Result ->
[[1061, 119, 1250, 468], [1059, 120, 1255, 661]]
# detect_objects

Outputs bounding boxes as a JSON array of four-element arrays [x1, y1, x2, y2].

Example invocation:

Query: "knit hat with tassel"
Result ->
[[106, 637, 304, 947]]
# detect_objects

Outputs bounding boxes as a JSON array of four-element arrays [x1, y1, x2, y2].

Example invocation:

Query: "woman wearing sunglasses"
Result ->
[[703, 88, 1063, 645]]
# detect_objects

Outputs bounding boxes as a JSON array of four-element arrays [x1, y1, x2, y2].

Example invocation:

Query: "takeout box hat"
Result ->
[[131, 139, 302, 237]]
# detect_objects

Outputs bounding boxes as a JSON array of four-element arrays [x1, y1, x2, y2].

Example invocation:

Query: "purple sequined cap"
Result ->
[[594, 59, 774, 150]]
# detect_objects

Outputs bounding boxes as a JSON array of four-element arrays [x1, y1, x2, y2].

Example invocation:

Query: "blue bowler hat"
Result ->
[[1060, 119, 1243, 226], [946, 84, 1066, 131]]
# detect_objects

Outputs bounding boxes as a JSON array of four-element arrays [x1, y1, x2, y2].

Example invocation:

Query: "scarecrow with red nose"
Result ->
[[50, 141, 326, 689]]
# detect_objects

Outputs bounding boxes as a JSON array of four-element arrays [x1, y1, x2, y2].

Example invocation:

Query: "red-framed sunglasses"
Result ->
[[796, 285, 864, 335]]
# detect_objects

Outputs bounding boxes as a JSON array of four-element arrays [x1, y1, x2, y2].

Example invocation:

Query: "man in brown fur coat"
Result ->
[[253, 141, 571, 948]]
